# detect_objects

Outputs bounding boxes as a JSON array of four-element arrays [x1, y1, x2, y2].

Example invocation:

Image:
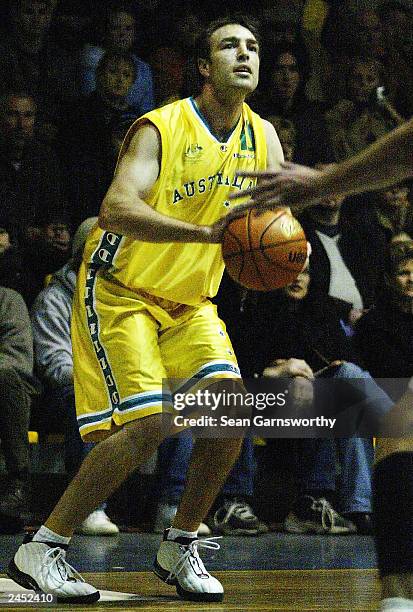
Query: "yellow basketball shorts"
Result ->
[[72, 264, 241, 439]]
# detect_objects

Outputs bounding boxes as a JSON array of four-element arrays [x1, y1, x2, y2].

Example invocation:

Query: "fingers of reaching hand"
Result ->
[[229, 178, 279, 201]]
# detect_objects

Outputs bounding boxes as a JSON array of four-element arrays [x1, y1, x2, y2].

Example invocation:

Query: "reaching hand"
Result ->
[[229, 162, 325, 214]]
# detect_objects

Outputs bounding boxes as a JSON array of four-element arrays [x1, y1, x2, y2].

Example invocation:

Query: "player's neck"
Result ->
[[194, 89, 244, 141]]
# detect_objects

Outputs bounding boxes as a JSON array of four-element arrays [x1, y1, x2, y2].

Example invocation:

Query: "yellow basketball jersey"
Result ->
[[83, 97, 267, 305]]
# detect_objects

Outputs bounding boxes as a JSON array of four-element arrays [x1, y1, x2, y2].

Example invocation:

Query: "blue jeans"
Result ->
[[157, 431, 255, 503], [296, 362, 393, 513]]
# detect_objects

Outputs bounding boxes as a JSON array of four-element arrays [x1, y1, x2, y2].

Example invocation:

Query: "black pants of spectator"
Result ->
[[0, 367, 30, 477]]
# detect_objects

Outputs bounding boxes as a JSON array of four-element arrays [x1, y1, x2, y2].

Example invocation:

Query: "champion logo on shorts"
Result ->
[[84, 264, 120, 409], [92, 231, 122, 266]]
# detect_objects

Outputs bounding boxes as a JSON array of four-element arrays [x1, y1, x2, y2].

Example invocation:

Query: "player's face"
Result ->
[[204, 24, 260, 94], [99, 59, 135, 98], [393, 259, 413, 299], [283, 267, 310, 300]]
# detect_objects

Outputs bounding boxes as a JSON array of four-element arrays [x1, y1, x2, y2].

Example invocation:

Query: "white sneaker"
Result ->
[[379, 597, 413, 611], [154, 530, 223, 601], [7, 536, 99, 603], [154, 503, 211, 536], [77, 510, 119, 536]]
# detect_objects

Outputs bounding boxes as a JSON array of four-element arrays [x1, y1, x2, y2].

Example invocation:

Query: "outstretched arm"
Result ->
[[308, 118, 413, 199], [230, 118, 413, 212]]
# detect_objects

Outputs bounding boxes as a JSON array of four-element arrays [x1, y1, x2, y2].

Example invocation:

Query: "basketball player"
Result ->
[[7, 16, 284, 603], [232, 117, 413, 612]]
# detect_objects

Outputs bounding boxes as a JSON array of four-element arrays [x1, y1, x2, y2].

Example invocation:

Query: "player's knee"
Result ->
[[122, 413, 173, 448]]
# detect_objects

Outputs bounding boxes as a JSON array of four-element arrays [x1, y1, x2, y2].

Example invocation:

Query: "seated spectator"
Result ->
[[0, 91, 68, 249], [298, 174, 388, 319], [374, 183, 413, 241], [155, 434, 267, 537], [31, 217, 118, 535], [21, 213, 72, 308], [355, 240, 413, 381], [325, 56, 401, 161], [80, 1, 154, 116], [0, 285, 40, 533], [255, 264, 393, 534], [0, 0, 84, 143], [255, 44, 333, 165], [61, 50, 138, 170]]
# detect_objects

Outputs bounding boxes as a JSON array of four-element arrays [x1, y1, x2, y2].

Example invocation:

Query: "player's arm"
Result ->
[[230, 117, 413, 211], [298, 117, 413, 201], [99, 123, 212, 243]]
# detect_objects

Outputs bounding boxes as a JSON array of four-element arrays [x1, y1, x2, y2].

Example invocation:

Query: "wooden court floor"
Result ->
[[0, 568, 381, 611]]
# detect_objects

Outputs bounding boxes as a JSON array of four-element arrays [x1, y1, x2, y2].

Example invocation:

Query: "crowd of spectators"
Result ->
[[0, 0, 413, 537]]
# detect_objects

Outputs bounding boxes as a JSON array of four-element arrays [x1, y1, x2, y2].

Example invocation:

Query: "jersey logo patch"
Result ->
[[185, 144, 203, 158]]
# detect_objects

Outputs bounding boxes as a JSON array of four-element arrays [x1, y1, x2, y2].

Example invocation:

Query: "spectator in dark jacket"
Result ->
[[355, 239, 413, 381], [298, 182, 388, 319], [0, 91, 68, 247]]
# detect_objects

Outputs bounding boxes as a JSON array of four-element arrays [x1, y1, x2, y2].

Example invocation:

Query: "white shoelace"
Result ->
[[42, 547, 85, 586], [311, 498, 338, 531], [167, 537, 221, 583]]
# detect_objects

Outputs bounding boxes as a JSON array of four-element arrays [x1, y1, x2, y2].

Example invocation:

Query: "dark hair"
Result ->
[[195, 13, 261, 67], [274, 42, 309, 77], [259, 42, 310, 104], [96, 50, 136, 82]]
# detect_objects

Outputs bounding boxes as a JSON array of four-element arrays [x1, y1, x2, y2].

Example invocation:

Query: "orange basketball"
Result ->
[[222, 208, 307, 291]]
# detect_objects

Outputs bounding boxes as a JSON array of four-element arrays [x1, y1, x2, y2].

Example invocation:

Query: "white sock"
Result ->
[[32, 525, 71, 545], [167, 527, 198, 541]]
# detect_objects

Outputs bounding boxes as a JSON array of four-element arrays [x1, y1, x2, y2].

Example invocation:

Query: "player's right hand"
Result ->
[[228, 162, 324, 214]]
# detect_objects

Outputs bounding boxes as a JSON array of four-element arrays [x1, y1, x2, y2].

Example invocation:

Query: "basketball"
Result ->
[[222, 208, 307, 291]]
